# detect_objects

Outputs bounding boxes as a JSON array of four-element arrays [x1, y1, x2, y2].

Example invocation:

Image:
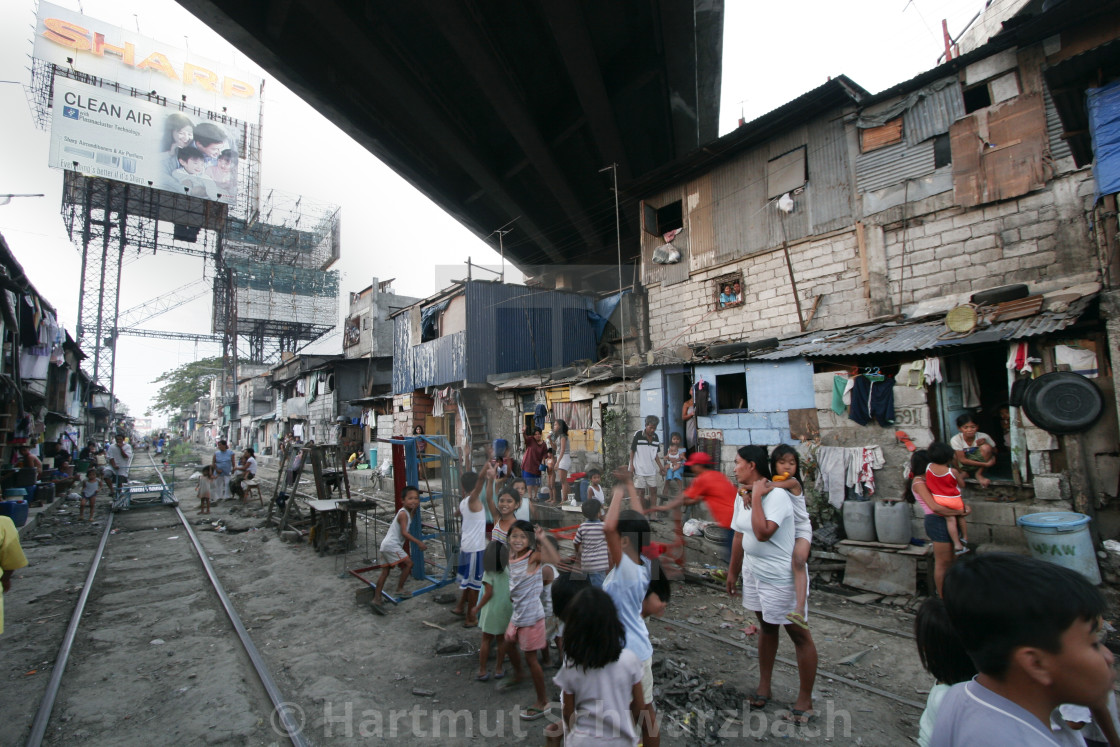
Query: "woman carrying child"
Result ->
[[553, 586, 647, 746], [502, 520, 562, 720], [757, 445, 813, 630], [924, 442, 970, 557], [907, 449, 970, 597]]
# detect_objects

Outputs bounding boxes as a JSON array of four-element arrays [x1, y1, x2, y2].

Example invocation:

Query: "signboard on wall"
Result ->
[[34, 1, 261, 121], [48, 78, 245, 205]]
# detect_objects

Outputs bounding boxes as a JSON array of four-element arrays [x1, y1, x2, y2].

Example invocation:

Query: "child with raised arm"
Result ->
[[79, 467, 102, 521], [502, 520, 556, 720], [603, 469, 661, 747], [454, 466, 491, 627], [483, 476, 520, 546], [196, 465, 213, 516], [370, 485, 427, 615], [553, 587, 646, 747], [764, 445, 813, 629], [472, 540, 518, 682], [951, 413, 998, 488], [926, 442, 969, 555], [573, 498, 609, 587]]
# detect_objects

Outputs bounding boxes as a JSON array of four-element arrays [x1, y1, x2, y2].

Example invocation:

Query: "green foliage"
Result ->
[[150, 356, 226, 415], [600, 406, 632, 488]]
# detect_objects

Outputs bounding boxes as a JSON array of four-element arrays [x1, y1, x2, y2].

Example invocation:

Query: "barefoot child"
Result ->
[[926, 443, 969, 555], [454, 467, 490, 626], [472, 540, 518, 682], [79, 467, 102, 521], [196, 465, 213, 515], [504, 520, 556, 720], [951, 414, 998, 488], [553, 587, 647, 746], [766, 445, 813, 629], [371, 486, 426, 614]]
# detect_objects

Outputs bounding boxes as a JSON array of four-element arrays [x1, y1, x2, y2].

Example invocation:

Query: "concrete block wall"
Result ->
[[882, 171, 1097, 307], [646, 230, 868, 351]]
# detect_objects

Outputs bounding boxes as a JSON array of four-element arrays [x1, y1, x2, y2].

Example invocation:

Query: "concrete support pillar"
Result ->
[[864, 224, 894, 318]]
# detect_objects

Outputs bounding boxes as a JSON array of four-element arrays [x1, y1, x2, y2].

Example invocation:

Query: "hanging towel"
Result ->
[[960, 359, 981, 409], [843, 376, 855, 405], [849, 376, 872, 426], [905, 360, 925, 389], [858, 446, 885, 495], [815, 446, 848, 509], [831, 375, 848, 415], [924, 357, 942, 385]]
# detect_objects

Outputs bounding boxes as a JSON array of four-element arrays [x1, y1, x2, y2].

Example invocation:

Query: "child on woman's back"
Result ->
[[197, 465, 214, 515], [764, 445, 813, 629], [926, 442, 969, 555], [951, 414, 998, 488], [553, 587, 646, 746], [371, 486, 426, 615], [472, 540, 517, 682], [914, 596, 978, 747]]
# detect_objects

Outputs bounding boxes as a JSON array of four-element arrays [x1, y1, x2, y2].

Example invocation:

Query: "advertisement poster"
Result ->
[[48, 77, 243, 205], [34, 1, 261, 121]]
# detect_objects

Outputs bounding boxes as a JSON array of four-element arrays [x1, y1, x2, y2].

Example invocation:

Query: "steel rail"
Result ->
[[26, 453, 309, 747], [25, 513, 115, 746]]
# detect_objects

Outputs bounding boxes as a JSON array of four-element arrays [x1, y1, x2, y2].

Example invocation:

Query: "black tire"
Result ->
[[1020, 371, 1104, 434], [970, 284, 1029, 306]]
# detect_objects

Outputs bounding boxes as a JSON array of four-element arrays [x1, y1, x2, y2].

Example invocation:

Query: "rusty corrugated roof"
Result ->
[[753, 294, 1095, 361]]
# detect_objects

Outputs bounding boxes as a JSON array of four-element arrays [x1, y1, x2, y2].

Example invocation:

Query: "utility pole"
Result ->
[[599, 163, 625, 383]]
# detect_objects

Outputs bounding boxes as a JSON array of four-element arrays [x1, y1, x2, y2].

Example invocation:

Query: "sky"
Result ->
[[0, 0, 987, 424]]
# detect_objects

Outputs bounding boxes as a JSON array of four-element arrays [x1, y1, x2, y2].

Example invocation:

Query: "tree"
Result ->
[[150, 357, 228, 415]]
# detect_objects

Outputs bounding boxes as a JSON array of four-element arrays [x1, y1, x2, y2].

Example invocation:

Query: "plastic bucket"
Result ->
[[1017, 511, 1101, 584], [874, 501, 912, 545], [0, 499, 29, 528]]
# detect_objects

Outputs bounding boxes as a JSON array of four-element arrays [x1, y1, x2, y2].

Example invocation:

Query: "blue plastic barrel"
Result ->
[[1017, 511, 1101, 584], [0, 499, 29, 528]]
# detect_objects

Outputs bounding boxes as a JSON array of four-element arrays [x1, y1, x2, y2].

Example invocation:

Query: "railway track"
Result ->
[[24, 454, 307, 747]]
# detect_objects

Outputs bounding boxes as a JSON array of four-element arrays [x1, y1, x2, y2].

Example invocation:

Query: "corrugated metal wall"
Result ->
[[905, 80, 965, 145], [1043, 82, 1073, 162], [465, 282, 598, 383], [392, 315, 465, 393], [855, 139, 937, 193], [806, 114, 854, 234]]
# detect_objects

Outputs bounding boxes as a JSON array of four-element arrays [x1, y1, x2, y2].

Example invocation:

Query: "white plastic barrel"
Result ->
[[843, 500, 876, 542], [1017, 511, 1101, 585], [874, 500, 912, 545]]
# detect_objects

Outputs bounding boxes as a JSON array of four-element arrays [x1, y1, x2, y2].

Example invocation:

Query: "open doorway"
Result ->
[[663, 369, 693, 453], [937, 348, 1012, 481]]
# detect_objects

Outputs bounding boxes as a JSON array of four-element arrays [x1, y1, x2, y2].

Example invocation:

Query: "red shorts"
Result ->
[[505, 617, 546, 652]]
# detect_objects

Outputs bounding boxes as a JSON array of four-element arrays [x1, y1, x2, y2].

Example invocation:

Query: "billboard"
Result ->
[[48, 78, 246, 205], [34, 1, 261, 122]]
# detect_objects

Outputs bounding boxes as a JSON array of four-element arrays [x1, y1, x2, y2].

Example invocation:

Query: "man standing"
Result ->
[[212, 440, 234, 501], [628, 416, 663, 512], [107, 433, 133, 510]]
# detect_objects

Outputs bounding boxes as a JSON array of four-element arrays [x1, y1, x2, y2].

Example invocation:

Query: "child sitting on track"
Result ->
[[370, 485, 426, 615]]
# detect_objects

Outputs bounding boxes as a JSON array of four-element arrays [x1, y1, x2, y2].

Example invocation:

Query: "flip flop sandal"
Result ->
[[450, 608, 466, 617], [463, 621, 478, 629], [475, 673, 491, 682], [783, 708, 814, 724], [748, 691, 770, 709], [396, 591, 413, 599], [497, 678, 524, 691], [493, 672, 506, 680], [520, 706, 550, 721], [785, 611, 810, 630], [895, 430, 917, 452], [370, 603, 386, 616]]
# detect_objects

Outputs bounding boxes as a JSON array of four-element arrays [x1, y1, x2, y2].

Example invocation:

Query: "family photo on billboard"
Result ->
[[159, 112, 240, 204]]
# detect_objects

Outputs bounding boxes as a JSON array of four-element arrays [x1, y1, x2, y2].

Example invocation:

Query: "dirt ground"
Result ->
[[0, 452, 1072, 746]]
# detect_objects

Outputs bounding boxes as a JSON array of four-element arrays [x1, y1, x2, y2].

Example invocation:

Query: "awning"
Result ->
[[45, 411, 80, 424], [754, 290, 1097, 362]]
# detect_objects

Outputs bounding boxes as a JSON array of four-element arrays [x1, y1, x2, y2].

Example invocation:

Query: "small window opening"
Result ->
[[963, 85, 992, 114], [643, 200, 684, 236], [934, 134, 952, 168], [716, 373, 748, 412]]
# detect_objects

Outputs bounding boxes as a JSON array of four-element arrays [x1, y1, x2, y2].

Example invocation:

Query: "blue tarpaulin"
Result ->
[[584, 289, 632, 341], [1088, 79, 1120, 199]]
